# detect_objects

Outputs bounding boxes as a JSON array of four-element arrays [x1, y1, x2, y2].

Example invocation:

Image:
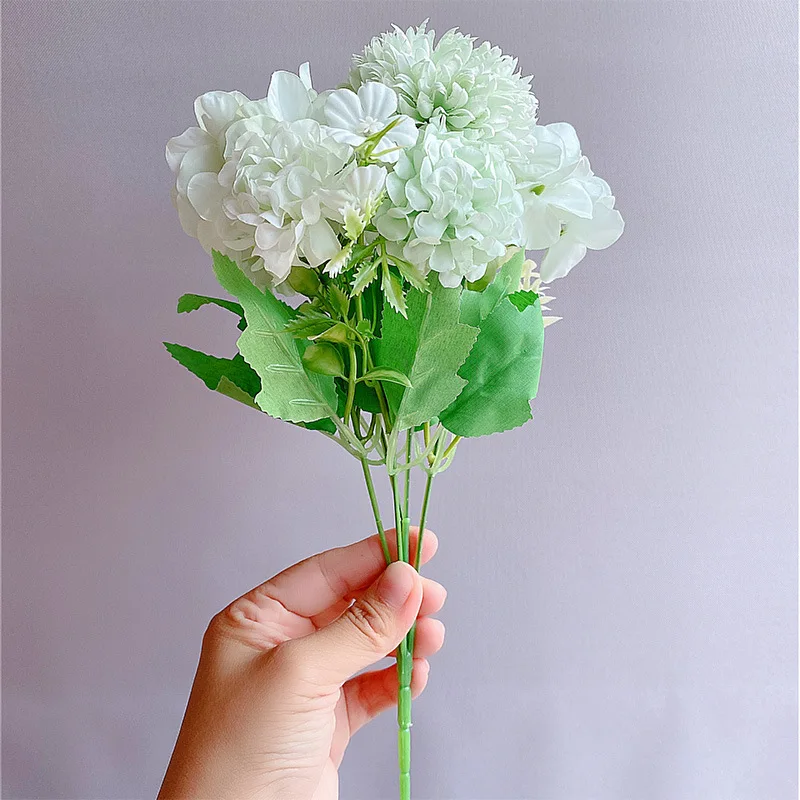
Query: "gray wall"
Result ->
[[3, 2, 797, 798]]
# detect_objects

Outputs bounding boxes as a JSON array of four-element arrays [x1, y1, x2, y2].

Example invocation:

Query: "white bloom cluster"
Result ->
[[167, 24, 623, 289]]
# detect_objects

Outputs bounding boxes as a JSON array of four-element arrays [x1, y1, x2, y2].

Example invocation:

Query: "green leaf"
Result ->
[[285, 308, 336, 339], [216, 376, 260, 409], [392, 256, 430, 293], [507, 289, 539, 311], [460, 249, 525, 328], [439, 295, 544, 437], [164, 342, 261, 397], [299, 416, 337, 434], [374, 282, 478, 431], [177, 293, 247, 330], [359, 367, 413, 388], [211, 251, 339, 424], [352, 258, 379, 296], [353, 381, 382, 414], [382, 261, 407, 317]]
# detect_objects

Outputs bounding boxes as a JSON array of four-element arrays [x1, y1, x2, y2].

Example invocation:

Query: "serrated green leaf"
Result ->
[[164, 342, 261, 396], [360, 367, 413, 388], [460, 249, 525, 328], [177, 293, 247, 330], [392, 257, 430, 293], [352, 258, 379, 296], [507, 289, 539, 311], [285, 309, 335, 339], [211, 251, 338, 424], [216, 376, 260, 409], [374, 282, 478, 431], [439, 295, 544, 437], [382, 262, 407, 317]]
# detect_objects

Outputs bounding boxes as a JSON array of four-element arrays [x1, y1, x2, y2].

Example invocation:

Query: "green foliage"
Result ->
[[360, 368, 413, 388], [177, 293, 246, 330], [439, 293, 544, 437], [374, 282, 478, 431], [352, 258, 379, 295], [382, 261, 407, 317], [507, 289, 539, 311], [460, 249, 525, 327], [163, 342, 261, 408], [212, 251, 338, 424]]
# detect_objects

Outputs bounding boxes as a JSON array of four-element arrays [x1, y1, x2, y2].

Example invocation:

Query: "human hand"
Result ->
[[158, 528, 446, 800]]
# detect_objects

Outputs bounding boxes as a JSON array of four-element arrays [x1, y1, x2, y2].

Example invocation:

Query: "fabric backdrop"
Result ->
[[3, 2, 797, 798]]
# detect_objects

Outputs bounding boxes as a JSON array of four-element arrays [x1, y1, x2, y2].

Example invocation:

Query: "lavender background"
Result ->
[[3, 2, 797, 799]]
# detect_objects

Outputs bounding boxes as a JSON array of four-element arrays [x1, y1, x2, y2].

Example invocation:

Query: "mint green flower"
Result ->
[[375, 122, 523, 287], [350, 23, 538, 150]]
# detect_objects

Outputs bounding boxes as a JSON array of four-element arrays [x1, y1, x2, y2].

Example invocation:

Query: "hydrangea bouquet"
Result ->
[[165, 23, 623, 798]]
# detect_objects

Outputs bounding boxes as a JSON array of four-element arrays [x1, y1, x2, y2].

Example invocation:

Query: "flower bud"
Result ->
[[302, 342, 345, 377], [288, 266, 321, 297]]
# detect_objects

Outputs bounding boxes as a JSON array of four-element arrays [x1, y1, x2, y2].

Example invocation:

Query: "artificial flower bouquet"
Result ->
[[165, 23, 623, 798]]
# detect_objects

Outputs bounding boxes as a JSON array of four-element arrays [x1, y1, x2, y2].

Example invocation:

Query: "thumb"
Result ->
[[289, 561, 422, 687]]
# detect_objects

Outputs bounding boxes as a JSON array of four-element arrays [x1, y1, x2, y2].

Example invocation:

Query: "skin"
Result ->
[[159, 527, 446, 800]]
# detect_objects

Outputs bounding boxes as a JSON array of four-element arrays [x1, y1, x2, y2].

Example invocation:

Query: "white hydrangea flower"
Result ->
[[350, 23, 538, 151], [375, 123, 524, 287], [166, 65, 331, 285], [225, 118, 353, 280], [323, 82, 418, 162], [519, 123, 624, 282]]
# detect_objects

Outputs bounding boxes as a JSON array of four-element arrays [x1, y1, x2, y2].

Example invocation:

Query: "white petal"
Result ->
[[413, 212, 447, 244], [521, 200, 561, 249], [540, 237, 587, 282], [268, 71, 312, 122], [194, 91, 244, 137], [176, 146, 223, 194], [543, 179, 593, 219], [347, 164, 387, 200], [375, 208, 411, 241], [186, 172, 224, 221], [429, 242, 454, 273], [324, 88, 363, 131], [572, 204, 625, 250], [357, 82, 398, 120], [301, 219, 340, 267], [165, 127, 214, 172], [298, 62, 313, 90], [255, 221, 285, 250]]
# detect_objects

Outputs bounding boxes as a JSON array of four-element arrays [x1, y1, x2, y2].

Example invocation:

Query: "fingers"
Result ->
[[342, 658, 430, 737], [418, 577, 446, 618], [243, 528, 438, 620], [311, 575, 446, 629], [411, 617, 445, 659], [284, 561, 423, 686]]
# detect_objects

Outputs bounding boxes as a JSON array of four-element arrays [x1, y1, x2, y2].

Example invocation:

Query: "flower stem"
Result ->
[[360, 457, 390, 565], [390, 474, 413, 800], [343, 344, 357, 422]]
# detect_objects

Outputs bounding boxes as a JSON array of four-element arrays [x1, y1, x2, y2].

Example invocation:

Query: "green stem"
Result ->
[[414, 473, 433, 572], [343, 344, 357, 422], [403, 429, 412, 522], [389, 475, 412, 800], [360, 458, 390, 565]]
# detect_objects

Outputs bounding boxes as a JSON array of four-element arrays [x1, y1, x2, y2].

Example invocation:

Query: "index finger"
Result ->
[[249, 528, 438, 619]]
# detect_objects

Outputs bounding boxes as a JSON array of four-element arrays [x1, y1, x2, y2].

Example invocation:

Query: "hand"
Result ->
[[158, 528, 446, 800]]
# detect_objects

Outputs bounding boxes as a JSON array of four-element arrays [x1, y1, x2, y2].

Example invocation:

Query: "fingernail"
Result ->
[[376, 562, 415, 608]]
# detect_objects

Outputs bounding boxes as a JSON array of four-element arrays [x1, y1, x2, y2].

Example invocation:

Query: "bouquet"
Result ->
[[165, 22, 623, 798]]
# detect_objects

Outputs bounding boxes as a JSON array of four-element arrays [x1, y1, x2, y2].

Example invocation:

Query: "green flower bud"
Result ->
[[288, 266, 321, 297], [302, 342, 345, 377]]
